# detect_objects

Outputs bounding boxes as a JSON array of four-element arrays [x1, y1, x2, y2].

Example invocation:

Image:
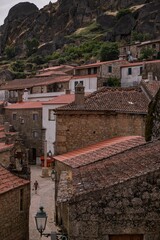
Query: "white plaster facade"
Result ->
[[121, 63, 143, 87], [69, 76, 97, 93], [42, 103, 63, 155]]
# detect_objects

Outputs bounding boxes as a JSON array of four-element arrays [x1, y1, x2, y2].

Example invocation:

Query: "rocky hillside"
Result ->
[[0, 0, 160, 57]]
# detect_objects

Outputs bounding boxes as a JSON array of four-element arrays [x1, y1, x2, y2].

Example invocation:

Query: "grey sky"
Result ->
[[0, 0, 57, 25]]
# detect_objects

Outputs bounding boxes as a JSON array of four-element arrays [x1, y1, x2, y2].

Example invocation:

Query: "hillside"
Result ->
[[0, 0, 159, 61]]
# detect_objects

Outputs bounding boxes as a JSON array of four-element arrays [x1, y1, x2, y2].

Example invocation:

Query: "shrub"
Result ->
[[25, 38, 39, 57], [107, 77, 120, 87], [116, 8, 132, 19], [5, 46, 16, 59], [140, 47, 156, 60]]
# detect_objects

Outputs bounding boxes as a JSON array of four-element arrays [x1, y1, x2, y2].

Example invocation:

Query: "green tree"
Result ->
[[25, 38, 39, 57], [107, 77, 120, 87], [99, 42, 119, 61], [5, 46, 16, 59], [140, 47, 156, 60], [11, 60, 25, 72]]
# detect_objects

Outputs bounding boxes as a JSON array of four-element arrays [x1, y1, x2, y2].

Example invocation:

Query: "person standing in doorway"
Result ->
[[33, 180, 39, 194]]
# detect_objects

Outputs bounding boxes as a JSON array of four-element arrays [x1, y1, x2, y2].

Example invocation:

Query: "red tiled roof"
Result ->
[[35, 71, 67, 77], [71, 139, 160, 197], [56, 87, 149, 114], [5, 101, 44, 109], [75, 60, 126, 69], [39, 65, 74, 72], [42, 94, 75, 105], [121, 62, 144, 68], [140, 79, 160, 99], [0, 76, 72, 91], [0, 143, 13, 152], [121, 60, 160, 68], [0, 165, 29, 194], [71, 74, 97, 79], [54, 136, 145, 168]]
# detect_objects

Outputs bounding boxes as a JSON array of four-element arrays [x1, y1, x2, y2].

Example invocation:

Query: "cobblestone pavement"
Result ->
[[29, 165, 57, 240]]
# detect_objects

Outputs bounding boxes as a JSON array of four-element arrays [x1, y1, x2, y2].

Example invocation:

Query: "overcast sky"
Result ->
[[0, 0, 57, 25]]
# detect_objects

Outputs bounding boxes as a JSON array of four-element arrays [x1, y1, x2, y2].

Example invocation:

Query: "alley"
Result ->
[[29, 166, 57, 240]]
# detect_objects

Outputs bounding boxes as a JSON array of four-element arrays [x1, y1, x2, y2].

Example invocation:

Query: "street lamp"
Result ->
[[35, 206, 68, 239], [35, 206, 47, 237]]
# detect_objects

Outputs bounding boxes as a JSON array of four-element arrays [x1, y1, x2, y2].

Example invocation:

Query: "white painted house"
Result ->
[[121, 62, 144, 87], [69, 75, 97, 93], [42, 94, 75, 155]]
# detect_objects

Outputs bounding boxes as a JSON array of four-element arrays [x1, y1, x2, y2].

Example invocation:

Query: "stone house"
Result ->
[[0, 165, 30, 240], [73, 60, 128, 89], [5, 101, 44, 164], [119, 39, 160, 60], [54, 136, 160, 240], [0, 75, 72, 102], [97, 60, 128, 87], [55, 83, 152, 155]]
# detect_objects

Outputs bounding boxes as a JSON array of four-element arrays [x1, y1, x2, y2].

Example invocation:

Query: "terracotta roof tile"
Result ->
[[54, 136, 145, 168], [56, 87, 149, 114], [71, 74, 97, 79], [140, 79, 160, 99], [0, 143, 13, 152], [0, 76, 72, 91], [42, 94, 75, 105], [70, 140, 160, 197], [0, 165, 29, 194], [5, 101, 44, 109], [75, 60, 126, 69]]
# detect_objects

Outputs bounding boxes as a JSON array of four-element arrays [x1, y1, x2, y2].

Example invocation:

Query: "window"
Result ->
[[128, 67, 132, 75], [93, 67, 97, 74], [33, 131, 39, 138], [33, 113, 38, 121], [12, 113, 17, 120], [74, 81, 78, 88], [108, 66, 112, 73], [140, 66, 143, 75], [88, 68, 91, 75], [80, 81, 83, 86], [49, 109, 55, 121], [20, 189, 24, 211]]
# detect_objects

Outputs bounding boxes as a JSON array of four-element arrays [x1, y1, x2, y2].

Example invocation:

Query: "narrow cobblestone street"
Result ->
[[29, 165, 57, 240]]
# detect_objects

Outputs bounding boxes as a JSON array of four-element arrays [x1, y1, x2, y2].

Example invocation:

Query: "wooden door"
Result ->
[[109, 235, 143, 240]]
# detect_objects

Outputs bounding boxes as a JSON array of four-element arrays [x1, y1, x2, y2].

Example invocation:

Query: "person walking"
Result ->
[[33, 180, 39, 194]]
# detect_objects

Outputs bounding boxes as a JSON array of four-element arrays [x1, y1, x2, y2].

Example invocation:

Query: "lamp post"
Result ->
[[35, 206, 68, 240]]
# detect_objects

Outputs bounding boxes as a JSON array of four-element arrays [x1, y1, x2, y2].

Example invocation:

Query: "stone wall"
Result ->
[[5, 108, 42, 163], [55, 112, 146, 155], [0, 147, 13, 167], [98, 61, 126, 87], [0, 184, 30, 240], [68, 169, 160, 240], [143, 62, 160, 80]]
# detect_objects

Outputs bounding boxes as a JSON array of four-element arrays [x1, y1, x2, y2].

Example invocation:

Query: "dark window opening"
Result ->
[[128, 68, 132, 75], [33, 113, 38, 121], [108, 66, 112, 73], [88, 68, 91, 75], [140, 66, 143, 75], [93, 67, 97, 74], [20, 189, 24, 211], [12, 113, 17, 120]]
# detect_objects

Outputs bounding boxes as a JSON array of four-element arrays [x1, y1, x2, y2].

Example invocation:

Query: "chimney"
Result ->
[[23, 88, 29, 102], [17, 90, 23, 103], [4, 122, 10, 133], [148, 72, 153, 83], [65, 89, 71, 94], [75, 83, 85, 106]]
